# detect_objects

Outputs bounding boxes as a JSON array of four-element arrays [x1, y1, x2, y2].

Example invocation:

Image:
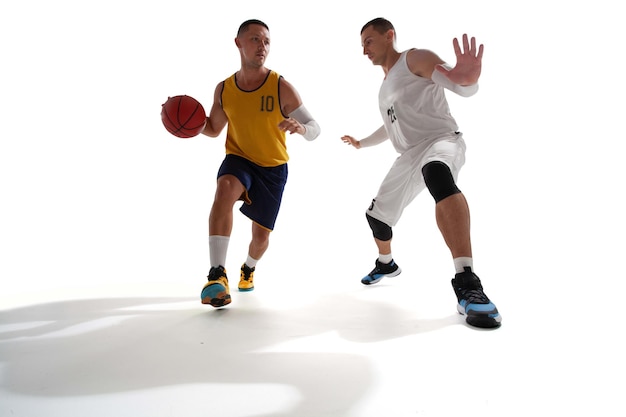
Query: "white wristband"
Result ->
[[289, 105, 320, 141]]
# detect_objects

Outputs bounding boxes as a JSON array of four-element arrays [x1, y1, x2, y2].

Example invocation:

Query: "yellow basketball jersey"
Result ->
[[221, 70, 288, 167]]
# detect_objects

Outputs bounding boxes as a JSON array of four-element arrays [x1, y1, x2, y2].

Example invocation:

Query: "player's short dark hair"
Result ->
[[237, 19, 269, 37], [361, 17, 394, 35]]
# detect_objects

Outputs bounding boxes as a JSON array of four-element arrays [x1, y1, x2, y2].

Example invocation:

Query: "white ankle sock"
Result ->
[[378, 253, 393, 264], [453, 257, 473, 274], [245, 255, 258, 269]]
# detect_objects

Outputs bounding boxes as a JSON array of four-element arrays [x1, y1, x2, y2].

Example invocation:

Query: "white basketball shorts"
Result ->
[[366, 132, 467, 227]]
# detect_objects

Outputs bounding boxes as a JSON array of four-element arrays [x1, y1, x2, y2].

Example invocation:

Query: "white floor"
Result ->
[[1, 245, 624, 417]]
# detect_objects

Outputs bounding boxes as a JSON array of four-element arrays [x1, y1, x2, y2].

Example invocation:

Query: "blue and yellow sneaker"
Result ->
[[201, 266, 231, 307], [238, 263, 255, 292], [451, 267, 501, 329], [361, 259, 402, 285]]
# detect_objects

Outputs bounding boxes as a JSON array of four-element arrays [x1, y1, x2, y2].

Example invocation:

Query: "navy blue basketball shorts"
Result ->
[[217, 154, 288, 231]]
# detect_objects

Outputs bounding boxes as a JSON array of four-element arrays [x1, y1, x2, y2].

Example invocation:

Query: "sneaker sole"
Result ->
[[238, 287, 254, 292], [361, 267, 402, 285], [457, 303, 502, 329], [201, 284, 231, 307], [204, 297, 231, 307], [201, 295, 232, 307]]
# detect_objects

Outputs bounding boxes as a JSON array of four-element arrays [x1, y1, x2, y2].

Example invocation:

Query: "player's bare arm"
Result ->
[[434, 34, 483, 86], [276, 78, 321, 141], [202, 82, 229, 137], [277, 78, 305, 135], [406, 48, 445, 79]]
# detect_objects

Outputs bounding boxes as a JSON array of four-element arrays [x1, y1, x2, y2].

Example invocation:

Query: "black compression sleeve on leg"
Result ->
[[366, 213, 393, 241], [422, 161, 461, 203]]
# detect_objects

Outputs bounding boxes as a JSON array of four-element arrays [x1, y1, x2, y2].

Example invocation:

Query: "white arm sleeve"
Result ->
[[359, 125, 388, 148], [431, 64, 479, 97], [288, 104, 320, 141]]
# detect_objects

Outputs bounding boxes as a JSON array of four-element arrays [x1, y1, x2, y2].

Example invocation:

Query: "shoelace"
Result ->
[[461, 288, 490, 304], [208, 269, 227, 281], [241, 268, 254, 281]]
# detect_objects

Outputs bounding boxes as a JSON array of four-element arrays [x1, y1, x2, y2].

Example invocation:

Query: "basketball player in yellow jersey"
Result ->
[[199, 19, 320, 308]]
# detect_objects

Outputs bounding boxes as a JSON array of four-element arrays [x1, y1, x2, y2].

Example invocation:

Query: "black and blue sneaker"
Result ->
[[361, 259, 402, 285], [451, 267, 501, 329]]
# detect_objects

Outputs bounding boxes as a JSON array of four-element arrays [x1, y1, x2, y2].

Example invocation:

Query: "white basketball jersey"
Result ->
[[379, 50, 459, 154]]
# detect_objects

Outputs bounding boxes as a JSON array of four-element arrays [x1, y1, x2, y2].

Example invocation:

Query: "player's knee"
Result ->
[[215, 175, 245, 202], [366, 213, 392, 241], [422, 161, 461, 203]]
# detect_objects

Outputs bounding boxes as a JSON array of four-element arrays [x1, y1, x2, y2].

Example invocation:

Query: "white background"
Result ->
[[1, 1, 625, 416]]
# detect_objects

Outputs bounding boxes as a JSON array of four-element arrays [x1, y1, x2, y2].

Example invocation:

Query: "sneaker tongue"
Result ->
[[457, 272, 483, 290]]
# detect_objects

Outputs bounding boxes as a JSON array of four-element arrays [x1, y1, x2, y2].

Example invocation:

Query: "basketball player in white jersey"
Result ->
[[342, 18, 501, 329]]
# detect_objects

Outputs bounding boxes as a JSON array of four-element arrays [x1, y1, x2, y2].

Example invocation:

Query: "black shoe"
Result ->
[[361, 259, 402, 285], [451, 267, 501, 328]]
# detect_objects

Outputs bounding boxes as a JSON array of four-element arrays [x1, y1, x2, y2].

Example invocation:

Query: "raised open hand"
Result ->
[[435, 34, 483, 86]]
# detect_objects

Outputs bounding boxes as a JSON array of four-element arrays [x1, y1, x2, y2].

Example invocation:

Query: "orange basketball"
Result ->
[[161, 95, 206, 138]]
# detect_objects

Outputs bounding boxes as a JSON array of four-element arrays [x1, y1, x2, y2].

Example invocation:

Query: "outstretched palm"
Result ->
[[436, 34, 483, 86]]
